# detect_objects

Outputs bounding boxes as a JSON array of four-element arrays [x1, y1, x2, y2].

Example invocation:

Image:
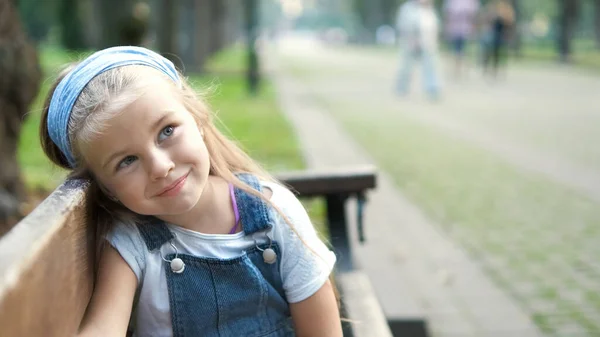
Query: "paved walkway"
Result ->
[[275, 39, 600, 204], [269, 33, 600, 337], [268, 38, 544, 337]]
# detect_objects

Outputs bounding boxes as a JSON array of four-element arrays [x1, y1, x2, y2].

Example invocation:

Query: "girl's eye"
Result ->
[[117, 155, 137, 170], [158, 125, 175, 142]]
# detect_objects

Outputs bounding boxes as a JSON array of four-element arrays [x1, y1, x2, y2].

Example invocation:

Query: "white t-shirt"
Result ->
[[108, 181, 336, 337], [396, 1, 440, 50]]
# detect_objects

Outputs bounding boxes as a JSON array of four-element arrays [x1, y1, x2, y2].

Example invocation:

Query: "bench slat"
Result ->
[[276, 165, 377, 197], [0, 180, 92, 337], [338, 271, 394, 337]]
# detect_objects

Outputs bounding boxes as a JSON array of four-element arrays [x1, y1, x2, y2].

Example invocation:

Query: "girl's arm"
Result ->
[[290, 279, 342, 337], [77, 245, 137, 337]]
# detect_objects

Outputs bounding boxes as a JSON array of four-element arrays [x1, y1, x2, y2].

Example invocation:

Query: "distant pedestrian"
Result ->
[[480, 0, 514, 78], [443, 0, 480, 78], [395, 0, 442, 100]]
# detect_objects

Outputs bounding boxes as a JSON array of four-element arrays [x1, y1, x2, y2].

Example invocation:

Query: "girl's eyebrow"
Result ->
[[151, 110, 176, 131], [102, 149, 127, 170]]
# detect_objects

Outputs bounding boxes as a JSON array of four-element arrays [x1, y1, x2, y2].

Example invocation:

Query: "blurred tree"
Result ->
[[17, 0, 57, 42], [157, 0, 182, 69], [174, 0, 243, 74], [557, 0, 580, 62], [381, 0, 399, 27], [224, 0, 243, 46], [593, 0, 600, 48], [93, 0, 149, 48], [511, 0, 522, 56], [0, 0, 41, 224], [246, 0, 259, 94], [209, 0, 226, 54], [120, 1, 151, 46], [59, 0, 87, 50], [178, 0, 209, 73], [351, 0, 386, 42]]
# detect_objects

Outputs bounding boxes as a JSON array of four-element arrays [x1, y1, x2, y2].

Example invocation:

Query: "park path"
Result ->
[[270, 33, 600, 336], [265, 34, 563, 337], [274, 35, 600, 204]]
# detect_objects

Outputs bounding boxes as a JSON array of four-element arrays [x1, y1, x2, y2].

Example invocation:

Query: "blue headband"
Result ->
[[47, 46, 181, 167]]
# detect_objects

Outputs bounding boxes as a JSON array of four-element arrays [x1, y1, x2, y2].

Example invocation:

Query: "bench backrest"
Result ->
[[0, 180, 92, 337]]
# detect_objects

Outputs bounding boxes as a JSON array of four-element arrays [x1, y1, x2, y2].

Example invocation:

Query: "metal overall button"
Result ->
[[254, 234, 277, 264], [160, 240, 185, 274]]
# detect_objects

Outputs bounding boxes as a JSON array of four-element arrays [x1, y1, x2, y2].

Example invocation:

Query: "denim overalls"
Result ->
[[135, 175, 295, 337]]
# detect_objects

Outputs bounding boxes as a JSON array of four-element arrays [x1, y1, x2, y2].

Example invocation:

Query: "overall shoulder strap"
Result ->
[[135, 216, 174, 251], [234, 173, 276, 235]]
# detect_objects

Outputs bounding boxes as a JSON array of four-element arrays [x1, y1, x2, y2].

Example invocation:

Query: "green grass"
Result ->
[[18, 46, 304, 191], [204, 44, 248, 75]]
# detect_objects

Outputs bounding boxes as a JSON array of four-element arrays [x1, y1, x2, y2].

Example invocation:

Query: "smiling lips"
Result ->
[[156, 172, 189, 197]]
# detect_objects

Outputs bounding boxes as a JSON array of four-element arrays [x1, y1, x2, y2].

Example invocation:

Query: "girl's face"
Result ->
[[82, 77, 210, 217]]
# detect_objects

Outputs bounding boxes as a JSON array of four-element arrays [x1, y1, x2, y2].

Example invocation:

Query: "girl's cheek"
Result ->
[[104, 176, 131, 196]]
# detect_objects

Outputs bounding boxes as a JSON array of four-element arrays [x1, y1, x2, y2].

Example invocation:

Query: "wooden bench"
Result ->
[[277, 165, 376, 272], [0, 166, 392, 337]]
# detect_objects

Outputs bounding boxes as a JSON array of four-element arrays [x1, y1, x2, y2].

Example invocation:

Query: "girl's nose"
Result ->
[[148, 149, 175, 181]]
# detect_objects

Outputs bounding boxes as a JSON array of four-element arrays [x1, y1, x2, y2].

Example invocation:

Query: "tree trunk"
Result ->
[[178, 0, 196, 72], [245, 0, 259, 94], [194, 0, 211, 72], [594, 0, 600, 49], [94, 0, 147, 48], [59, 0, 87, 50], [157, 0, 183, 70], [0, 0, 41, 225], [510, 0, 522, 57], [224, 0, 242, 46], [557, 0, 580, 63], [209, 0, 227, 55], [380, 0, 397, 27], [352, 0, 387, 43]]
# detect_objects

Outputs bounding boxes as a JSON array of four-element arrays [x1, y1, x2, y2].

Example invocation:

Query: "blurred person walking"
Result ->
[[480, 0, 515, 78], [443, 0, 480, 79], [395, 0, 442, 100]]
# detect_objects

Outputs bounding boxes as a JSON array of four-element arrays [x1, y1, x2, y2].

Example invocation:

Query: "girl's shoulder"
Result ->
[[258, 181, 337, 303], [106, 220, 147, 283], [259, 180, 305, 219], [260, 180, 294, 201], [259, 180, 315, 239]]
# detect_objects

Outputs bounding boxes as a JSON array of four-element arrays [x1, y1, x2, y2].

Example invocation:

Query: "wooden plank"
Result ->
[[337, 271, 394, 337], [276, 165, 377, 197], [0, 179, 93, 337]]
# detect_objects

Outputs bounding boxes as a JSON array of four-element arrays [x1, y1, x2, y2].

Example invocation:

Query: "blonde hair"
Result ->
[[39, 64, 289, 263]]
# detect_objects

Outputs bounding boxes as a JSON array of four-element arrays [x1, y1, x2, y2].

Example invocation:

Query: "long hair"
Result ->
[[39, 64, 336, 297]]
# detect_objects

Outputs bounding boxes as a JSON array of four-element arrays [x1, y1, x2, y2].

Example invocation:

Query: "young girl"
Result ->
[[40, 46, 341, 337]]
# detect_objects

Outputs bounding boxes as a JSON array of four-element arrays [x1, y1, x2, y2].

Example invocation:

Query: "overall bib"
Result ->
[[135, 175, 295, 337]]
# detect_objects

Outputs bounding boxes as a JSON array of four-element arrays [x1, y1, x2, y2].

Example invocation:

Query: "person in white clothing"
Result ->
[[396, 0, 442, 99]]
